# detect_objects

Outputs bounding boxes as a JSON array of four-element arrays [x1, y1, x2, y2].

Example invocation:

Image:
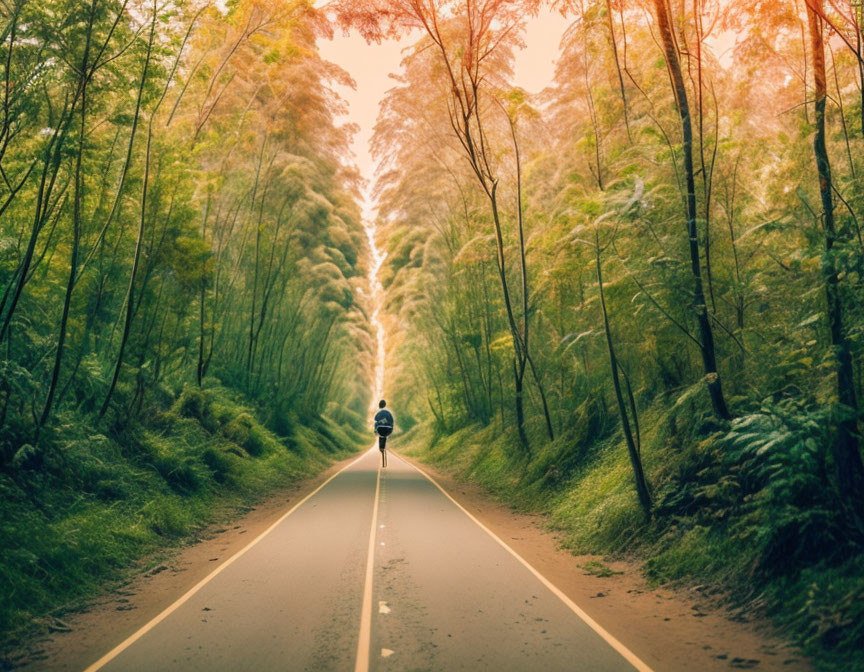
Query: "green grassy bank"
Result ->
[[402, 399, 864, 672], [0, 384, 366, 652]]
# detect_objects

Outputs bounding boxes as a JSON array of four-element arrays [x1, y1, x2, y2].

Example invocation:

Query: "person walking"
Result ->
[[373, 400, 394, 468]]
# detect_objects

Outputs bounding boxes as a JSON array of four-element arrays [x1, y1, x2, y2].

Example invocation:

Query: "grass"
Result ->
[[579, 560, 623, 578], [0, 383, 364, 651], [402, 401, 864, 672]]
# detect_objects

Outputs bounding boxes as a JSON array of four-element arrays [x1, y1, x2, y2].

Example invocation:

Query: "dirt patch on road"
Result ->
[[8, 452, 363, 672], [394, 451, 813, 672]]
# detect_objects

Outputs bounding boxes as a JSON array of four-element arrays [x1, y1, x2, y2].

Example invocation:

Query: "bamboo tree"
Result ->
[[504, 105, 554, 441], [603, 0, 631, 142], [100, 0, 158, 417], [0, 101, 72, 342], [804, 0, 864, 513], [40, 0, 99, 427], [197, 191, 211, 386], [593, 224, 651, 518], [651, 0, 731, 421]]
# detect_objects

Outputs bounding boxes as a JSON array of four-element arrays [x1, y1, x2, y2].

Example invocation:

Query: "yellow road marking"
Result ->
[[83, 448, 376, 672], [353, 461, 382, 672], [392, 452, 655, 672]]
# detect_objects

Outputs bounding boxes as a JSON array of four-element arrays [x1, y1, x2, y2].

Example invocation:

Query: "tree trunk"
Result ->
[[508, 113, 554, 441], [0, 104, 72, 342], [596, 230, 652, 519], [246, 138, 268, 389], [652, 0, 731, 420], [197, 192, 211, 387], [604, 0, 632, 142], [41, 2, 97, 426], [99, 6, 156, 417], [805, 0, 864, 510], [488, 183, 530, 450], [514, 358, 528, 449]]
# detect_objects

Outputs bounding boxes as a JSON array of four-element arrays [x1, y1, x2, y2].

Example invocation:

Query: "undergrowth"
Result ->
[[404, 396, 864, 671], [0, 382, 365, 650]]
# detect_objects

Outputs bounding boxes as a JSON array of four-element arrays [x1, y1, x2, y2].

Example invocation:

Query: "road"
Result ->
[[84, 448, 650, 672]]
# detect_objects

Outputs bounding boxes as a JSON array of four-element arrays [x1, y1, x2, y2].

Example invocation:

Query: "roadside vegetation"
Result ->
[[0, 0, 371, 648], [332, 0, 864, 669], [1, 384, 365, 647], [3, 0, 864, 668], [404, 403, 864, 670]]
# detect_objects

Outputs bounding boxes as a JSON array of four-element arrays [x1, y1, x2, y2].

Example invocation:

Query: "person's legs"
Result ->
[[379, 435, 387, 468]]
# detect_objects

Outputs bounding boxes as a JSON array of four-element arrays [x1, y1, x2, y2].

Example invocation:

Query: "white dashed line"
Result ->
[[353, 457, 382, 672]]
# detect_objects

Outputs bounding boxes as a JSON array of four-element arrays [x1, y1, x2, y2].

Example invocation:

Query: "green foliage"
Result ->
[[177, 387, 212, 425], [0, 385, 363, 646], [721, 401, 842, 578], [580, 560, 623, 578], [222, 413, 268, 457], [373, 2, 864, 667], [406, 392, 864, 669], [773, 559, 864, 669], [0, 0, 371, 462], [0, 1, 373, 647]]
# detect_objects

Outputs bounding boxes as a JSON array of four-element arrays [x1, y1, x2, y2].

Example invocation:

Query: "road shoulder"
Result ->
[[394, 451, 813, 672]]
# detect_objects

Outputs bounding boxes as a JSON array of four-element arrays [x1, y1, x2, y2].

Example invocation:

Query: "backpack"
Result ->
[[374, 409, 393, 434]]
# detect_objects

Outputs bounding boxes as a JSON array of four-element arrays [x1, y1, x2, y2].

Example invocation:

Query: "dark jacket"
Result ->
[[374, 409, 394, 432]]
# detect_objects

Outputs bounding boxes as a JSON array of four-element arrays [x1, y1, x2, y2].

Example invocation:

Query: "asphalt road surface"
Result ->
[[85, 448, 650, 672]]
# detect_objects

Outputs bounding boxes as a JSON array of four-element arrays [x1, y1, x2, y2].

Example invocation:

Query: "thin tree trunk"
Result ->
[[488, 184, 530, 449], [99, 4, 157, 417], [246, 138, 268, 389], [0, 103, 72, 342], [197, 192, 211, 386], [805, 0, 864, 512], [652, 0, 731, 420], [604, 0, 632, 142], [596, 229, 651, 518], [514, 358, 528, 448], [692, 0, 718, 313], [507, 112, 554, 441], [41, 2, 97, 426]]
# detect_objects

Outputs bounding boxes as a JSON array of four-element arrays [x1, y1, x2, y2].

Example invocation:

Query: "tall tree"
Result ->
[[804, 0, 864, 515], [650, 0, 731, 420]]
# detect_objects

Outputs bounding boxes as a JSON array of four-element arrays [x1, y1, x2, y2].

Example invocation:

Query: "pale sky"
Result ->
[[317, 7, 571, 218]]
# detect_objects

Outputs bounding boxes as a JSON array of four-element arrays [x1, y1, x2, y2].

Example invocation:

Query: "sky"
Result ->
[[316, 7, 571, 218]]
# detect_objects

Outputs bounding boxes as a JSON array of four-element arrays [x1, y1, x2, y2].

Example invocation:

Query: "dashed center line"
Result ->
[[353, 455, 382, 672]]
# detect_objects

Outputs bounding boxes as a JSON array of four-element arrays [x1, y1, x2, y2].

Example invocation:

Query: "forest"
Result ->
[[2, 0, 864, 669], [338, 0, 864, 666], [0, 0, 371, 649]]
